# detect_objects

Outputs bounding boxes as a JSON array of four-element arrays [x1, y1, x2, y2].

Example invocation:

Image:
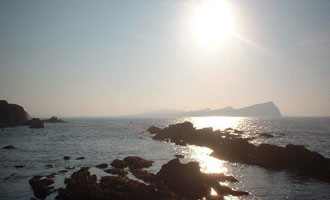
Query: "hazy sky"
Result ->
[[1, 0, 330, 117]]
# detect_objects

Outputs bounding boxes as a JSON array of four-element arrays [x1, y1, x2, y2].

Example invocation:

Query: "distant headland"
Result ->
[[131, 101, 283, 118], [0, 100, 64, 128]]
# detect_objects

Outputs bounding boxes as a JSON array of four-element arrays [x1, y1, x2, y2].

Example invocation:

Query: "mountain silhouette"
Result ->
[[132, 101, 282, 118]]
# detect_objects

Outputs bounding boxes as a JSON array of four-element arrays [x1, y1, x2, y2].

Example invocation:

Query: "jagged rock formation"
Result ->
[[42, 116, 65, 123], [32, 156, 247, 200], [0, 100, 29, 128], [148, 122, 330, 183]]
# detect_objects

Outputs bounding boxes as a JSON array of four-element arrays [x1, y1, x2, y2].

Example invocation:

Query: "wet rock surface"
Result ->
[[104, 167, 128, 177], [259, 133, 274, 138], [123, 156, 153, 169], [149, 122, 330, 183], [30, 156, 246, 200], [111, 159, 128, 168], [95, 163, 108, 169], [29, 175, 54, 199], [3, 145, 16, 149], [63, 156, 71, 160], [155, 158, 247, 199]]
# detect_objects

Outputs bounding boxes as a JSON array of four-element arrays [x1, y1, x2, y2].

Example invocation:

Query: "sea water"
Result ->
[[0, 117, 329, 200]]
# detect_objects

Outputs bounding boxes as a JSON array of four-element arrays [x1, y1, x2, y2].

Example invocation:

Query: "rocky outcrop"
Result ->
[[155, 158, 247, 199], [3, 145, 16, 149], [29, 175, 54, 199], [149, 122, 330, 183], [42, 116, 65, 123], [49, 157, 247, 200], [0, 100, 29, 128], [29, 118, 44, 129]]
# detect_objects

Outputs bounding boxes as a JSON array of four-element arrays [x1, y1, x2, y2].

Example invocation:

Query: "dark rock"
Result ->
[[203, 173, 238, 183], [46, 173, 57, 179], [110, 159, 128, 169], [65, 166, 75, 170], [29, 175, 54, 199], [259, 133, 274, 138], [15, 165, 24, 168], [4, 173, 16, 180], [63, 156, 71, 160], [42, 116, 65, 123], [149, 122, 330, 183], [3, 145, 16, 149], [56, 166, 185, 200], [175, 154, 184, 159], [58, 170, 68, 173], [123, 156, 153, 169], [104, 168, 128, 177], [130, 168, 156, 183], [95, 163, 108, 169], [155, 158, 248, 199], [232, 129, 244, 134], [46, 164, 55, 168], [212, 184, 249, 196], [147, 126, 162, 135], [29, 118, 44, 129], [0, 100, 29, 128], [76, 157, 85, 160]]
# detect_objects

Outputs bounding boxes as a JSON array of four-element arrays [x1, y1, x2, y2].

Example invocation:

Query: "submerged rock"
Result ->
[[76, 157, 85, 160], [63, 156, 71, 160], [14, 165, 24, 168], [3, 145, 15, 149], [259, 133, 274, 138], [95, 163, 108, 169]]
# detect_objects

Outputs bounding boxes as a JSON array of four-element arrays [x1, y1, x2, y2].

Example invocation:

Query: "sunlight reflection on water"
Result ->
[[175, 145, 228, 174], [186, 116, 245, 130]]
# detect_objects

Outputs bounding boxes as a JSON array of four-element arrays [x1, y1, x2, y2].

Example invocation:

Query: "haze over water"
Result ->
[[1, 0, 330, 117], [1, 117, 330, 199]]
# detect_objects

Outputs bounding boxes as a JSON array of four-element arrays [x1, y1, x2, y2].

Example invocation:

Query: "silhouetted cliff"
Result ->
[[0, 100, 29, 128], [132, 101, 283, 118]]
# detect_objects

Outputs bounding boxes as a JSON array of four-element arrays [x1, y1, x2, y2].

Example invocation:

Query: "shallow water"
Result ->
[[0, 117, 329, 199]]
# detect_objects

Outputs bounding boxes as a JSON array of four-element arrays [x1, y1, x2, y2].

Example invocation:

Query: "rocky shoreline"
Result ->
[[29, 156, 248, 200], [148, 122, 330, 183], [25, 121, 330, 199], [0, 100, 65, 129]]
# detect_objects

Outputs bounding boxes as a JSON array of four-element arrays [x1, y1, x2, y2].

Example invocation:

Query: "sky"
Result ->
[[0, 0, 330, 117]]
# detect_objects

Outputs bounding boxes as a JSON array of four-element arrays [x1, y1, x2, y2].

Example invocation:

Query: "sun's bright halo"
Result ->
[[191, 0, 233, 45]]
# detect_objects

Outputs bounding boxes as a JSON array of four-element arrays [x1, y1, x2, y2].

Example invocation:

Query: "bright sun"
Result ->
[[191, 0, 233, 45]]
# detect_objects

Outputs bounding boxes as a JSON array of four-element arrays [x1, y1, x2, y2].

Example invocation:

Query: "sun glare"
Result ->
[[191, 0, 233, 45]]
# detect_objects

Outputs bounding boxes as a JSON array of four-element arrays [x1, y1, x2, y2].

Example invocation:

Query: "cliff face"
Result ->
[[0, 100, 29, 128]]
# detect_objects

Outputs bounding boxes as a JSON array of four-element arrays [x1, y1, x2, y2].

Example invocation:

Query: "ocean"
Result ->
[[0, 117, 330, 200]]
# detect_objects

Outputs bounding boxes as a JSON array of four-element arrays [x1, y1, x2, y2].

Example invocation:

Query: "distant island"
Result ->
[[131, 101, 282, 118]]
